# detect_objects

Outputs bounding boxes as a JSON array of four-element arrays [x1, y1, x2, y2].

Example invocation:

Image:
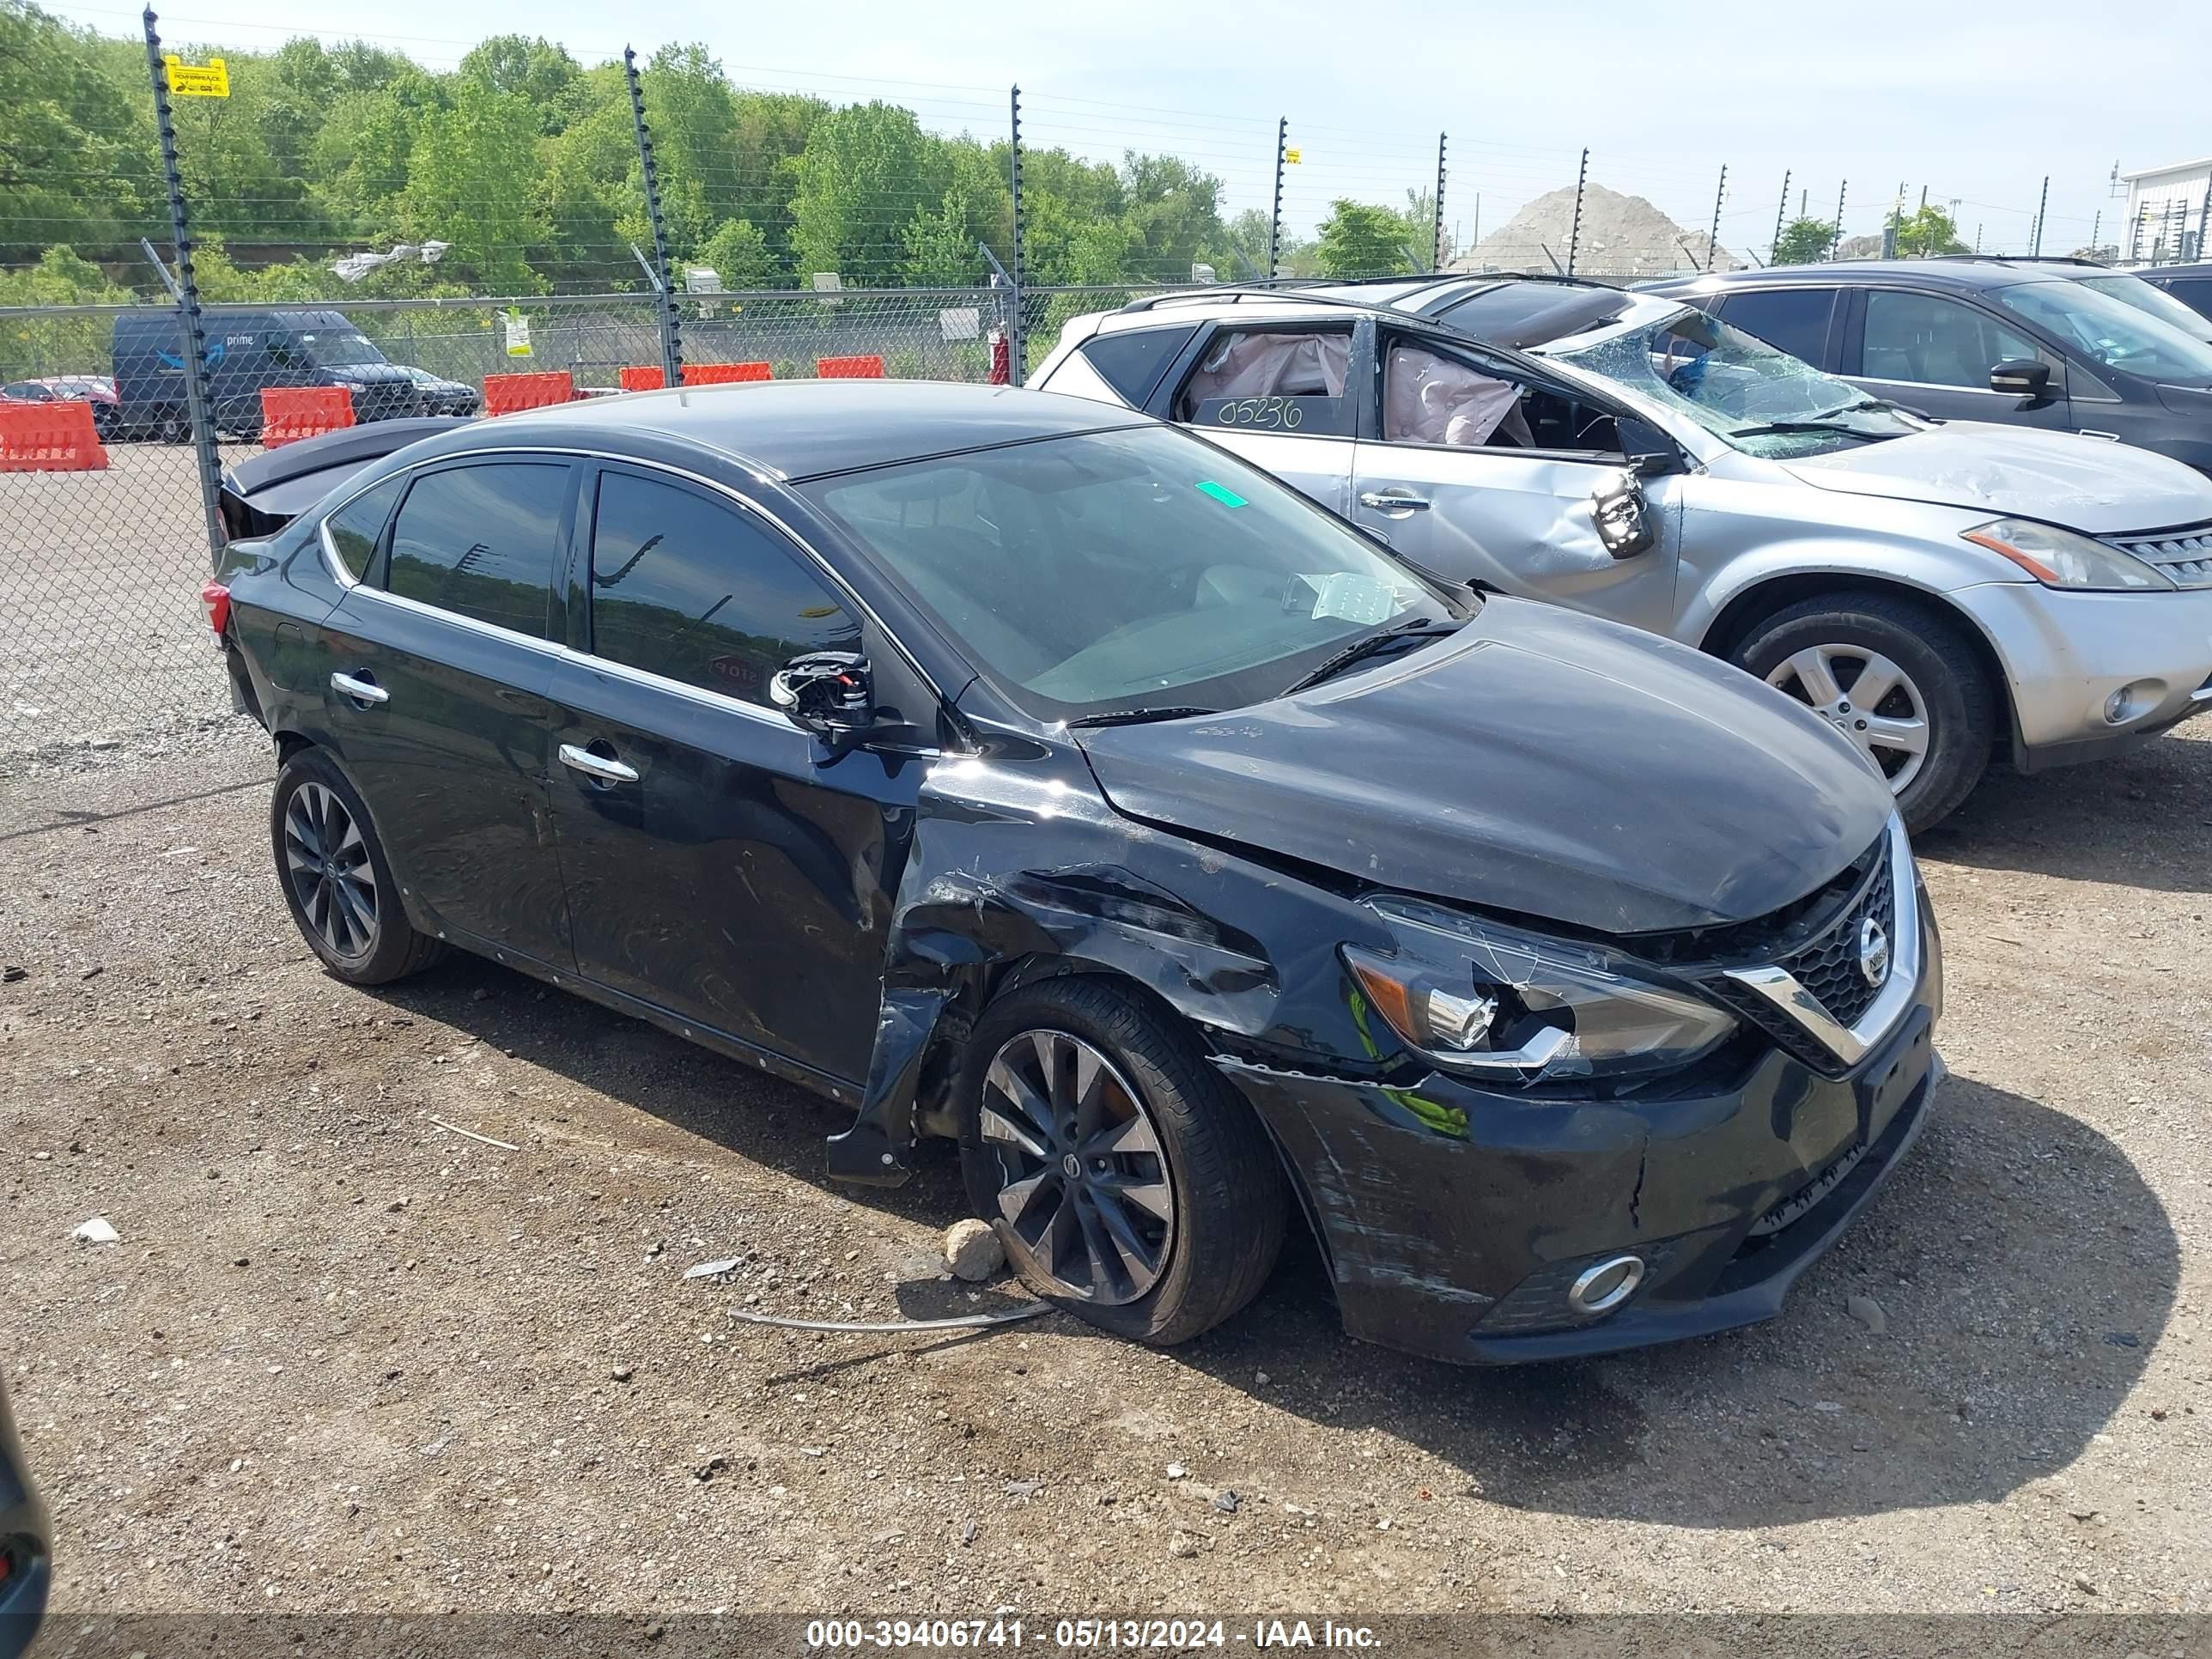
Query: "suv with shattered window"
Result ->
[[205, 384, 1939, 1364], [1034, 277, 2212, 830]]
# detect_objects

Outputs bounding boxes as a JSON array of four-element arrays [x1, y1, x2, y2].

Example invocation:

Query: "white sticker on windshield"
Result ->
[[1302, 572, 1398, 626]]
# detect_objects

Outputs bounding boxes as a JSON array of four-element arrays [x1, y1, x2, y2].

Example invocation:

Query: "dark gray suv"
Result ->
[[1645, 258, 2212, 472]]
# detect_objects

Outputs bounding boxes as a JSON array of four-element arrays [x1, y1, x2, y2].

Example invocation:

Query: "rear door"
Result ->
[[1841, 287, 2073, 428], [317, 458, 577, 969], [543, 463, 928, 1085], [1158, 319, 1365, 512], [1348, 331, 1681, 633]]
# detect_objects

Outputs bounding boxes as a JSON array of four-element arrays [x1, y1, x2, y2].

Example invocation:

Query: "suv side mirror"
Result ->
[[769, 651, 875, 744], [1591, 470, 1656, 559], [1990, 359, 2051, 402]]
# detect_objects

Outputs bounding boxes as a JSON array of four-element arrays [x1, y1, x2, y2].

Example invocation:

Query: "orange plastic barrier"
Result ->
[[816, 355, 885, 380], [684, 361, 774, 386], [0, 400, 108, 472], [482, 371, 579, 416], [259, 386, 356, 448], [618, 365, 665, 392]]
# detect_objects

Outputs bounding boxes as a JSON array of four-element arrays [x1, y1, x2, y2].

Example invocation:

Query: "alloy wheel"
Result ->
[[283, 781, 380, 960], [1765, 644, 1930, 796], [978, 1030, 1176, 1305]]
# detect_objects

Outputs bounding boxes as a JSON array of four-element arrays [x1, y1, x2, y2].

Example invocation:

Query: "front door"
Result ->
[[542, 465, 925, 1085], [1845, 288, 2074, 428], [1165, 320, 1364, 513], [1349, 336, 1681, 634], [318, 458, 578, 969]]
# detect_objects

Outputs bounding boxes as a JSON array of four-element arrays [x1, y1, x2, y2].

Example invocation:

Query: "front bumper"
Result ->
[[1951, 580, 2212, 769], [1218, 903, 1943, 1365]]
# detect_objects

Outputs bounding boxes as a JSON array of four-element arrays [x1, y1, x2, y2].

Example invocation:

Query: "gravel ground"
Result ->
[[1, 718, 2207, 1623]]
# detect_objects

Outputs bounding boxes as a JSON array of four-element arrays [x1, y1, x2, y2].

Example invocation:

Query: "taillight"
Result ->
[[200, 580, 232, 641]]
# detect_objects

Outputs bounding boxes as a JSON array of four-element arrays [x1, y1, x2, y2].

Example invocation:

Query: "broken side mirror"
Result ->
[[769, 651, 875, 745], [1591, 470, 1656, 560], [1990, 359, 2051, 404]]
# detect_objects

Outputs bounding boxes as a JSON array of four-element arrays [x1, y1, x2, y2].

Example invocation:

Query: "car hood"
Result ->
[[1073, 598, 1893, 937], [1781, 422, 2212, 532]]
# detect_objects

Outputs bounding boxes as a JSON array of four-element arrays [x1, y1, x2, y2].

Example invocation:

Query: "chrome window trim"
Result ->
[[307, 442, 954, 708], [1723, 815, 1921, 1068]]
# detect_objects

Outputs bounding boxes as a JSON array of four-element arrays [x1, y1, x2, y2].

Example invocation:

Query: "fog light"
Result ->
[[2105, 681, 2158, 725], [1566, 1254, 1645, 1315]]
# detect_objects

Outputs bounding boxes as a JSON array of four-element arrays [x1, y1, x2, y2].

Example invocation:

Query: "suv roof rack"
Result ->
[[1923, 253, 2112, 269], [1115, 269, 1620, 317]]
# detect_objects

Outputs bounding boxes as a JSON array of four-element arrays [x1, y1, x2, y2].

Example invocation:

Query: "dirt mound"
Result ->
[[1451, 181, 1739, 278]]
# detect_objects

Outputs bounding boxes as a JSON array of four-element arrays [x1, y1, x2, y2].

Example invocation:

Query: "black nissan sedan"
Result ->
[[204, 381, 1942, 1363]]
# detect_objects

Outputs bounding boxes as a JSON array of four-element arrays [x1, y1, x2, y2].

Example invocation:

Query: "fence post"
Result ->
[[1267, 118, 1288, 281], [2196, 185, 2209, 263], [141, 9, 224, 564], [624, 47, 682, 385], [1432, 132, 1449, 271], [1007, 85, 1026, 386], [1833, 180, 1848, 257], [1771, 169, 1790, 264], [1565, 148, 1589, 276], [2032, 174, 2050, 258], [1706, 163, 1728, 270]]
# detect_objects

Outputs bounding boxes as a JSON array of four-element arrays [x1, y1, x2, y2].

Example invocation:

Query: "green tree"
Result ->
[[1894, 203, 1968, 258], [694, 218, 774, 289], [1773, 215, 1838, 264], [401, 80, 550, 292], [0, 0, 158, 260], [459, 35, 584, 133], [789, 101, 948, 283], [1314, 198, 1414, 277]]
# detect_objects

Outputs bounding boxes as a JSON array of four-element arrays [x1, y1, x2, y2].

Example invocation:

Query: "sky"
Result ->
[[52, 0, 2212, 260]]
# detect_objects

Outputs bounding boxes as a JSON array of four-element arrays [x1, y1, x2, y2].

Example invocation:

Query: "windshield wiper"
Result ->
[[1280, 617, 1461, 696], [1066, 705, 1218, 730], [1730, 399, 1899, 440]]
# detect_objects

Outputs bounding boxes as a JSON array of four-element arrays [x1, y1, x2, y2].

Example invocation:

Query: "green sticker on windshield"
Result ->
[[1194, 480, 1247, 507]]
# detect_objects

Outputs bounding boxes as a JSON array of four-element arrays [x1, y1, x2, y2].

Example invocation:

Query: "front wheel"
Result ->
[[270, 747, 447, 985], [958, 978, 1286, 1346], [1731, 591, 1996, 832]]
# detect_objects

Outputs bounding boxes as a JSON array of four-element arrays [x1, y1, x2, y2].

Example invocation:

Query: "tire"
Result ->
[[158, 410, 188, 445], [958, 977, 1286, 1346], [269, 747, 447, 986], [1730, 591, 1996, 833]]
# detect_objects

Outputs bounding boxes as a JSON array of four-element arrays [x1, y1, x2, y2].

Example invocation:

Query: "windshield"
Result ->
[[1552, 309, 1920, 458], [296, 330, 386, 368], [1992, 280, 2212, 385], [2077, 272, 2212, 342], [803, 424, 1462, 722]]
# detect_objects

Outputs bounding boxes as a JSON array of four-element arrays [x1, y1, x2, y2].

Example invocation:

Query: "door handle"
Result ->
[[559, 742, 639, 785], [1358, 490, 1431, 512], [331, 671, 389, 706]]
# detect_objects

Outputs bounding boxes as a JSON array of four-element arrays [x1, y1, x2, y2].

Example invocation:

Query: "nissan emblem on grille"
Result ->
[[1858, 917, 1891, 988]]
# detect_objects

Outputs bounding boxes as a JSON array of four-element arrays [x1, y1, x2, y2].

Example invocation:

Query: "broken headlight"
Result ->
[[1341, 899, 1736, 1082], [1961, 519, 2172, 590]]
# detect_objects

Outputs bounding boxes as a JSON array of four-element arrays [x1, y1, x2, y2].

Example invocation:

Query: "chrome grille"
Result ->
[[1769, 850, 1896, 1029], [2106, 521, 2212, 588]]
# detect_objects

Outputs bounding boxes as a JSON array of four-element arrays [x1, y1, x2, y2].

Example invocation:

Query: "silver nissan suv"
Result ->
[[1031, 276, 2212, 830]]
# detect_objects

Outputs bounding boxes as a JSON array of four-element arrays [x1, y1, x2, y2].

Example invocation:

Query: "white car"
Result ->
[[1031, 276, 2212, 830]]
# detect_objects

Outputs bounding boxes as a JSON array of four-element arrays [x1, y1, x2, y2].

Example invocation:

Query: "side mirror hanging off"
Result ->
[[1591, 469, 1657, 560], [769, 651, 875, 744]]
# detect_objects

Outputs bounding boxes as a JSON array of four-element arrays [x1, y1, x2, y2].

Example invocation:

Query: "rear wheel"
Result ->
[[959, 978, 1285, 1346], [270, 748, 446, 985], [1731, 592, 1996, 832]]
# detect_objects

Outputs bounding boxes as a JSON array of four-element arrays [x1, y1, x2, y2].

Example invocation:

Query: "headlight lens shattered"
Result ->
[[1342, 899, 1736, 1082]]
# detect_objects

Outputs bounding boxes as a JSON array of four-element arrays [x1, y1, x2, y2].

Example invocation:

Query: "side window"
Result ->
[[320, 475, 405, 582], [1174, 327, 1353, 435], [2162, 276, 2212, 320], [386, 463, 568, 640], [1861, 292, 2039, 388], [3, 382, 52, 401], [1079, 325, 1199, 406], [1382, 341, 1536, 447], [587, 471, 861, 707], [1716, 289, 1836, 365]]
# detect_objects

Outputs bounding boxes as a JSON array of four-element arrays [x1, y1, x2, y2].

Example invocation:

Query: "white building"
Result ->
[[2120, 157, 2209, 264]]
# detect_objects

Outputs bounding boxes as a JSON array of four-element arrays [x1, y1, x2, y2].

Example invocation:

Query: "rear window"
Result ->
[[1079, 325, 1197, 406], [386, 463, 569, 640], [321, 476, 404, 582]]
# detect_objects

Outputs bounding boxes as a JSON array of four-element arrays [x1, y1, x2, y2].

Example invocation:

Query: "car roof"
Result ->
[[419, 380, 1150, 482], [1643, 258, 2110, 295], [1096, 274, 1637, 357]]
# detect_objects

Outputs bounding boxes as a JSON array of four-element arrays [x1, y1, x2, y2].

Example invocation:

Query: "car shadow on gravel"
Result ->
[[1155, 1070, 2176, 1528], [371, 961, 2173, 1529], [1919, 727, 2210, 893]]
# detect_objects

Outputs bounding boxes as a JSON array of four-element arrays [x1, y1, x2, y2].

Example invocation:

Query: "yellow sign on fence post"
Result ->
[[163, 54, 230, 98], [1284, 148, 1303, 165]]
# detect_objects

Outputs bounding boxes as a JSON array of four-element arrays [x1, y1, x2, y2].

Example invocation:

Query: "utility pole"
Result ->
[[1772, 169, 1790, 264], [1267, 118, 1287, 281], [2033, 174, 2050, 257], [1565, 148, 1589, 276], [1432, 132, 1449, 270], [1706, 163, 1727, 270]]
